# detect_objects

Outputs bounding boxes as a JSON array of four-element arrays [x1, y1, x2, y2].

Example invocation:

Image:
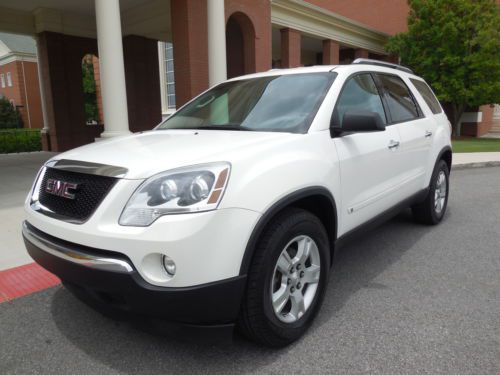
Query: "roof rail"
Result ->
[[352, 58, 414, 74]]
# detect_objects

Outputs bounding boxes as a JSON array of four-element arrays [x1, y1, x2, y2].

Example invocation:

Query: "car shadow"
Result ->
[[50, 209, 439, 374]]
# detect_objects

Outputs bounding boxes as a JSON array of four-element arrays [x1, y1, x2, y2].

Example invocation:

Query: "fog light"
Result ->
[[162, 255, 176, 276]]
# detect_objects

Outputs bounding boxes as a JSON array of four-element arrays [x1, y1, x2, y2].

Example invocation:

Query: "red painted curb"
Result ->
[[0, 263, 60, 303]]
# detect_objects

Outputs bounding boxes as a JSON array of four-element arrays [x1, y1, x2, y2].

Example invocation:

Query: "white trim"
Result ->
[[0, 53, 38, 66], [158, 42, 168, 114], [20, 59, 32, 128], [6, 71, 12, 87], [271, 0, 389, 54], [459, 112, 483, 124]]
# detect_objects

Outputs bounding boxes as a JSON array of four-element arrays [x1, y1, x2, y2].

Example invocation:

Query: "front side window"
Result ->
[[410, 79, 442, 114], [377, 74, 420, 123], [333, 73, 386, 127], [157, 73, 336, 133]]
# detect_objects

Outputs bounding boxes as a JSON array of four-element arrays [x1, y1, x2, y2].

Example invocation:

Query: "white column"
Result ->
[[95, 0, 131, 138], [35, 37, 49, 132], [207, 0, 227, 86]]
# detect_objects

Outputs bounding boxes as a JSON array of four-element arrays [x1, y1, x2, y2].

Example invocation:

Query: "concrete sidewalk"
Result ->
[[0, 150, 498, 271], [452, 152, 500, 169], [0, 152, 57, 270]]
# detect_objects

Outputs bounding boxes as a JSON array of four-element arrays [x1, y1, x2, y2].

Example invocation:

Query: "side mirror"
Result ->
[[331, 111, 385, 136]]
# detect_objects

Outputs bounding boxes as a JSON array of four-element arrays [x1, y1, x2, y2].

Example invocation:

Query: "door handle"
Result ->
[[388, 140, 400, 150], [425, 130, 433, 138]]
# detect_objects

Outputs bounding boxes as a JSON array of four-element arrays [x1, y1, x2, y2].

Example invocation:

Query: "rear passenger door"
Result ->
[[333, 73, 405, 234], [375, 73, 436, 194]]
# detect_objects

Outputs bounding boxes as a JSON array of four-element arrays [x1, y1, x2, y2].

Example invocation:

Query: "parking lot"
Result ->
[[0, 163, 499, 374]]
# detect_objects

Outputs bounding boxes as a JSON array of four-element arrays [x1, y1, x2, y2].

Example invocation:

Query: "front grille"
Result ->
[[38, 167, 118, 222]]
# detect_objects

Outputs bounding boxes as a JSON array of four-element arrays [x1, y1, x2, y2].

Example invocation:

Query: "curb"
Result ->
[[452, 161, 500, 170]]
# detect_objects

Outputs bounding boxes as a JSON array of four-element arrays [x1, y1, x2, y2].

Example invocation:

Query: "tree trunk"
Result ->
[[451, 103, 466, 137]]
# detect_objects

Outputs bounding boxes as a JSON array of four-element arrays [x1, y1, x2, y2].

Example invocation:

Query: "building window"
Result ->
[[6, 72, 12, 87], [0, 74, 5, 88], [164, 43, 176, 110]]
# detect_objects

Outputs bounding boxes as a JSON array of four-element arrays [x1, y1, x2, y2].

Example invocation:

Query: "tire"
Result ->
[[238, 207, 330, 347], [412, 159, 450, 225]]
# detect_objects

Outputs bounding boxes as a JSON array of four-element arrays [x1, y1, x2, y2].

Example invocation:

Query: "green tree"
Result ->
[[82, 57, 99, 124], [386, 0, 500, 135], [0, 97, 22, 129]]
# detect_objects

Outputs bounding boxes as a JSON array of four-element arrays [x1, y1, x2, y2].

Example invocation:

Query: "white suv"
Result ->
[[23, 59, 451, 347]]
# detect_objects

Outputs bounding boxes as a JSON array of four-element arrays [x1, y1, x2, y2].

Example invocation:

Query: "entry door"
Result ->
[[332, 73, 405, 234]]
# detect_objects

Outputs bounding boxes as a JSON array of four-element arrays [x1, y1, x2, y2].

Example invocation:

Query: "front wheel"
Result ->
[[412, 159, 450, 225], [238, 208, 330, 347]]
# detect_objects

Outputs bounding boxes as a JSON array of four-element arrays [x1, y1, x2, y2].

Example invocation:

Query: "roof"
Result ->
[[0, 32, 36, 57]]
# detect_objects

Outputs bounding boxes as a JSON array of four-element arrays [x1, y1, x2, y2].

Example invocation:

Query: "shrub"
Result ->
[[0, 129, 42, 153], [0, 97, 23, 129]]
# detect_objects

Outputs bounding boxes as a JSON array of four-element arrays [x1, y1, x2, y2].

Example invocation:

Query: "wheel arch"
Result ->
[[439, 146, 452, 173], [239, 187, 338, 276]]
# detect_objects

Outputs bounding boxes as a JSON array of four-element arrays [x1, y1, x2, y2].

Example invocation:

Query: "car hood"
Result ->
[[50, 129, 291, 179]]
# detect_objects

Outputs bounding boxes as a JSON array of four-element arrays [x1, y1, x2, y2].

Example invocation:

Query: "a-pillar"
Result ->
[[280, 28, 301, 68], [95, 0, 131, 138], [322, 40, 340, 65]]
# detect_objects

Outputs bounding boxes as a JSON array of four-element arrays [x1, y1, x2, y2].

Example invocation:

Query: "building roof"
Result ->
[[0, 32, 36, 57]]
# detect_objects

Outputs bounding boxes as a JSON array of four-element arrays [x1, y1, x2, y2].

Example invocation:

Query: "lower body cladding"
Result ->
[[22, 220, 250, 329]]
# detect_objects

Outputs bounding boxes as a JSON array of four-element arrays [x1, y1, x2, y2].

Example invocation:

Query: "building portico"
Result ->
[[0, 0, 396, 152]]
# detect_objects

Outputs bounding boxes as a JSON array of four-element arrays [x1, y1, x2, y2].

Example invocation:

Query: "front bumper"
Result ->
[[23, 221, 246, 325]]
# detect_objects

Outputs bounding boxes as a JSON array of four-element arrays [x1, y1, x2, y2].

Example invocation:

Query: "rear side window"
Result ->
[[377, 74, 420, 123], [333, 73, 387, 127], [410, 79, 442, 114]]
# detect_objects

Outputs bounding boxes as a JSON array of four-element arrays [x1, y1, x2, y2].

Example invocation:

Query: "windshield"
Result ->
[[157, 72, 336, 134]]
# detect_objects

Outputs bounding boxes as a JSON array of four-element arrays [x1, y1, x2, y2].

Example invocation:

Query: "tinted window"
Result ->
[[334, 73, 386, 127], [158, 73, 336, 134], [377, 74, 420, 123], [410, 79, 442, 114]]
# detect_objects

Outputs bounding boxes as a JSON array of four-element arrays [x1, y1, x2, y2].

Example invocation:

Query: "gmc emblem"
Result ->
[[45, 179, 78, 200]]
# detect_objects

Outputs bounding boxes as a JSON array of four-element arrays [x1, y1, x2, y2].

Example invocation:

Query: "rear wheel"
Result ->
[[412, 159, 449, 225], [238, 208, 330, 347]]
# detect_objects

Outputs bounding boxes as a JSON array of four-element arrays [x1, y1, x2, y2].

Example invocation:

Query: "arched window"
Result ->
[[226, 12, 256, 79]]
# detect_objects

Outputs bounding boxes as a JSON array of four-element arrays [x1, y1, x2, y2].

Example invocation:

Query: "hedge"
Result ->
[[0, 129, 42, 153]]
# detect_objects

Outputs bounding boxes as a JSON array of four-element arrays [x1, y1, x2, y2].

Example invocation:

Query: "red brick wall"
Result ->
[[305, 0, 409, 35], [225, 0, 271, 73], [37, 31, 161, 151], [171, 0, 271, 106], [0, 60, 43, 129], [478, 105, 494, 137], [0, 61, 23, 122], [280, 28, 301, 68], [91, 55, 104, 124], [122, 35, 162, 133], [37, 32, 103, 151], [171, 0, 209, 107], [460, 105, 494, 137]]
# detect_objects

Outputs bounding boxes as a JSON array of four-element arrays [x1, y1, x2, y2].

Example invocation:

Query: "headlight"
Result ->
[[119, 162, 230, 226]]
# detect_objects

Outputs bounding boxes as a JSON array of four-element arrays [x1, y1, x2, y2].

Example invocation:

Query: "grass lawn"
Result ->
[[452, 138, 500, 153]]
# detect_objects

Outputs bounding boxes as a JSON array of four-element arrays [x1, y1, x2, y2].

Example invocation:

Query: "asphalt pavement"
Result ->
[[0, 166, 499, 374]]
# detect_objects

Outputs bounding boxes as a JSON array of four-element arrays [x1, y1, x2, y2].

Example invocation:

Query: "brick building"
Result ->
[[0, 32, 43, 128], [0, 0, 497, 150]]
